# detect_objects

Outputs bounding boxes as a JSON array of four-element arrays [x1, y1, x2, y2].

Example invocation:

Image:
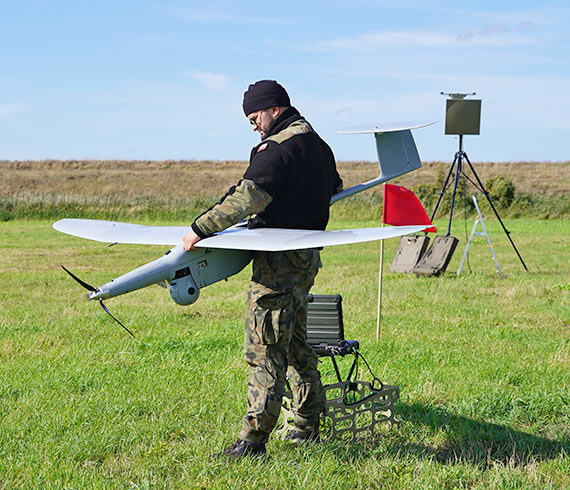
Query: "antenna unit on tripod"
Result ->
[[441, 91, 481, 135], [426, 91, 528, 272]]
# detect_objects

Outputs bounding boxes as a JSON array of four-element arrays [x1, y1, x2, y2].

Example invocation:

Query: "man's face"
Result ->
[[247, 108, 276, 140]]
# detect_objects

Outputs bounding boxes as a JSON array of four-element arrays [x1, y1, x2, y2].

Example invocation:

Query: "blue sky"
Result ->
[[2, 1, 569, 162]]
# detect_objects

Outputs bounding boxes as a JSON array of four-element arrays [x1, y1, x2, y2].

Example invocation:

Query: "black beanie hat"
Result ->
[[242, 80, 291, 115]]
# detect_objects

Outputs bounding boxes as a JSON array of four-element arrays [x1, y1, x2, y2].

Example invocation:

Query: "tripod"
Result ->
[[429, 135, 528, 271]]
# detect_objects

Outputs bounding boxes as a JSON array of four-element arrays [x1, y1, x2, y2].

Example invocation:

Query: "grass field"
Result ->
[[1, 216, 568, 489], [2, 160, 569, 222]]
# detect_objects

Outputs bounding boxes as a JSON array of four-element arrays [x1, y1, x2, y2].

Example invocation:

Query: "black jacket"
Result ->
[[245, 107, 342, 230]]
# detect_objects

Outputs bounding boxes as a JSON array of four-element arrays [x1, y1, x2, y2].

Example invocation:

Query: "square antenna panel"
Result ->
[[445, 99, 481, 135], [390, 235, 431, 273]]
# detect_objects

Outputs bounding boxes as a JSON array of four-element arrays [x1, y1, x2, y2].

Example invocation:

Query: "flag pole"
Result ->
[[376, 183, 435, 342], [376, 223, 384, 342], [377, 183, 387, 342]]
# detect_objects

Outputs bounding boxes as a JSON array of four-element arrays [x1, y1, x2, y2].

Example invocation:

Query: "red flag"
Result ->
[[382, 184, 436, 232]]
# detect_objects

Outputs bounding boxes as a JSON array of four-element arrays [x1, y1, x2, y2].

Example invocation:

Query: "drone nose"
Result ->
[[88, 288, 110, 301]]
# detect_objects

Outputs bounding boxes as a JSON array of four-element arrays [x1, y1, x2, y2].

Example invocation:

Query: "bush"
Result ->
[[485, 176, 515, 208], [412, 164, 475, 219], [411, 183, 440, 211]]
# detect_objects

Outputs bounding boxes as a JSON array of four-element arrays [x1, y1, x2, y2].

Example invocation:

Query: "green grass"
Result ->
[[1, 219, 569, 489], [2, 190, 570, 222]]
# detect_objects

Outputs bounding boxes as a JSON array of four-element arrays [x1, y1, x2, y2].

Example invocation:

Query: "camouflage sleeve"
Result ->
[[191, 179, 273, 238]]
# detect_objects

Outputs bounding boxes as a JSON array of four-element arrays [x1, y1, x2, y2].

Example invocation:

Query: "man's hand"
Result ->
[[182, 229, 202, 251]]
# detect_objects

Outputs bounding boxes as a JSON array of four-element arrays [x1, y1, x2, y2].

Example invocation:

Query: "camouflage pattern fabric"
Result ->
[[193, 179, 272, 237], [264, 118, 313, 144], [239, 249, 325, 444]]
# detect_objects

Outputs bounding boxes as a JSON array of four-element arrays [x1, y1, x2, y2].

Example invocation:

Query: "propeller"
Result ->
[[61, 265, 96, 292], [61, 265, 135, 338]]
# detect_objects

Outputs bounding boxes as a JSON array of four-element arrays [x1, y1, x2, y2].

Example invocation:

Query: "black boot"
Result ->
[[284, 429, 320, 446], [216, 439, 266, 459]]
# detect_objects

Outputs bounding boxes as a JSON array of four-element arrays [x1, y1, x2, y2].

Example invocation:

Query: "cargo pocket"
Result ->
[[253, 293, 292, 345]]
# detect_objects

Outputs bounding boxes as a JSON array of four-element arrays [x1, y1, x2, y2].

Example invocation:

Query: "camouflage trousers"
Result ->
[[239, 249, 325, 444]]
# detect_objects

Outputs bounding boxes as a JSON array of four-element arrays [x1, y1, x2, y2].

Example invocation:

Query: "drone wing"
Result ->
[[195, 225, 427, 251], [53, 218, 427, 252], [54, 218, 193, 246]]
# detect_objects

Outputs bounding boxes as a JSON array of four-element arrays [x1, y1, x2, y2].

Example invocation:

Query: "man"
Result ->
[[182, 80, 343, 458]]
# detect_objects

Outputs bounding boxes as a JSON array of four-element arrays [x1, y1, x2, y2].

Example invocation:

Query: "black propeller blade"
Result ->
[[99, 300, 135, 338], [61, 265, 97, 292], [61, 265, 135, 339]]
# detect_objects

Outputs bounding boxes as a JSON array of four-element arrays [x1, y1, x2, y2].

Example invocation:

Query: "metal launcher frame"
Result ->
[[278, 294, 399, 442]]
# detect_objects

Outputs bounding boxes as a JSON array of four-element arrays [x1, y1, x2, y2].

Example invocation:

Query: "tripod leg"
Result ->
[[447, 151, 463, 236], [430, 155, 458, 223], [463, 154, 529, 272]]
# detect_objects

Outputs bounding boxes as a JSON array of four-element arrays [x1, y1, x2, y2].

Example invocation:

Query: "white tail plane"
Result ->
[[332, 121, 434, 203]]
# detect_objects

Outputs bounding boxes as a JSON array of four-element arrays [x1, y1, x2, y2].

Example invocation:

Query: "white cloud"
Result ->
[[458, 24, 508, 41], [170, 7, 289, 25], [319, 31, 452, 49], [27, 1, 48, 12], [0, 104, 24, 119], [318, 24, 535, 51], [456, 22, 537, 44], [335, 107, 353, 117], [192, 71, 232, 92], [517, 20, 535, 31]]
